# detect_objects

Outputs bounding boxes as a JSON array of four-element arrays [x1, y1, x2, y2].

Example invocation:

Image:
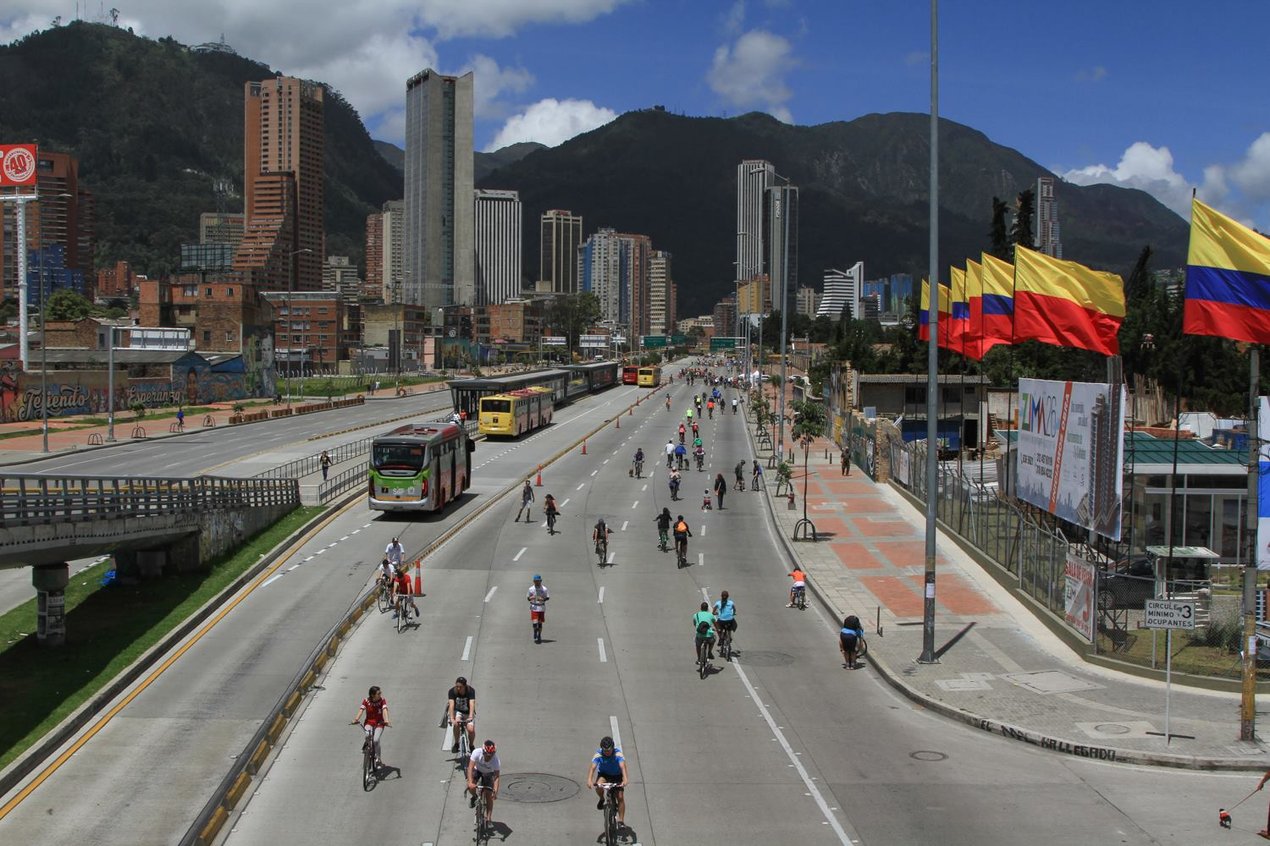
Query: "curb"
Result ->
[[738, 405, 1267, 772]]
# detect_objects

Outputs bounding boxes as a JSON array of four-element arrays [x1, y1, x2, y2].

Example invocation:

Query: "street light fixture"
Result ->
[[284, 247, 314, 408]]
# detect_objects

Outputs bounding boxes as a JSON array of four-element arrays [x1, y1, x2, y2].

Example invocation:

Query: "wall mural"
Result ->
[[0, 364, 252, 422]]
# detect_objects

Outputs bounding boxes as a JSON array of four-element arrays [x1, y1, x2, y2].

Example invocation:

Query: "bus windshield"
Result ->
[[372, 442, 427, 471], [482, 399, 512, 413]]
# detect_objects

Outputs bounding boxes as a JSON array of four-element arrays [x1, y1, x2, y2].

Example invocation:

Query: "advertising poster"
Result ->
[[1017, 378, 1125, 540], [1064, 555, 1096, 642]]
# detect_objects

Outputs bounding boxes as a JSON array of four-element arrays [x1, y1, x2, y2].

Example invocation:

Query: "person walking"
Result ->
[[320, 450, 332, 480], [839, 615, 864, 669], [176, 407, 185, 429], [527, 575, 550, 643], [713, 472, 727, 510], [840, 448, 850, 476], [515, 478, 535, 522]]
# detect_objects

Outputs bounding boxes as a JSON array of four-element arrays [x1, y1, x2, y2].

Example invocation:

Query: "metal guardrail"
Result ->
[[317, 464, 365, 504], [0, 475, 299, 527], [253, 438, 374, 481]]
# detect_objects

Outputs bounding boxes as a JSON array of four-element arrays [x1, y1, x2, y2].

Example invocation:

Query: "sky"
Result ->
[[3, 0, 1269, 231]]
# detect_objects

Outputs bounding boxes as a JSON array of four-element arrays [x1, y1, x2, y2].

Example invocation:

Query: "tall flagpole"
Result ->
[[1241, 348, 1258, 740], [919, 0, 940, 664]]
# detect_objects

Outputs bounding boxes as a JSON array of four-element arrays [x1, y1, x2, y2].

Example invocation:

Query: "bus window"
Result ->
[[372, 443, 427, 469], [482, 399, 512, 413]]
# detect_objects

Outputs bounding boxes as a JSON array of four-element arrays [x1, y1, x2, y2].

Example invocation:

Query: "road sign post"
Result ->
[[1143, 599, 1196, 744]]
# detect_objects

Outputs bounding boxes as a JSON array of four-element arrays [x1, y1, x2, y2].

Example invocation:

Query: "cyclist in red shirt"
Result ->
[[351, 685, 390, 768], [391, 566, 420, 620]]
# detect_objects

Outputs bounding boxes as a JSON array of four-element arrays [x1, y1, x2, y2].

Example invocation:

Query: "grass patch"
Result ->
[[1101, 623, 1270, 680], [0, 505, 324, 770]]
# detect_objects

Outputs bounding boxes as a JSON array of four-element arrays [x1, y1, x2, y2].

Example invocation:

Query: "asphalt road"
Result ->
[[0, 372, 1256, 845]]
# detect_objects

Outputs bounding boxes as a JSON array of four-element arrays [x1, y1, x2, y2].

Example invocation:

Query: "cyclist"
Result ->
[[654, 507, 672, 551], [466, 739, 501, 823], [665, 439, 675, 469], [665, 394, 671, 411], [734, 460, 746, 491], [668, 468, 681, 500], [751, 460, 763, 490], [693, 443, 705, 471], [701, 489, 712, 510], [693, 601, 716, 660], [694, 395, 702, 412], [678, 421, 686, 444], [377, 556, 394, 591], [707, 399, 715, 419], [447, 676, 477, 753], [384, 537, 405, 569], [390, 565, 420, 620], [527, 574, 550, 643], [674, 440, 687, 470], [714, 590, 737, 652], [788, 567, 807, 607], [632, 447, 644, 478], [673, 515, 692, 564], [840, 614, 864, 670], [515, 478, 535, 522], [586, 736, 629, 829], [350, 685, 390, 769], [685, 407, 694, 422], [544, 494, 560, 534], [732, 397, 738, 414], [691, 420, 700, 439], [593, 518, 613, 560]]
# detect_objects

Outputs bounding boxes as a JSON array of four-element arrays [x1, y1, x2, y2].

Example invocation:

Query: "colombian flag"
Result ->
[[944, 266, 971, 351], [918, 280, 951, 342], [979, 252, 1015, 352], [1014, 245, 1125, 355], [962, 258, 985, 360], [1183, 198, 1270, 344]]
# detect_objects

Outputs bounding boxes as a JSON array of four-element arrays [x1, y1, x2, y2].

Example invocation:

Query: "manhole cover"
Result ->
[[736, 650, 796, 667], [499, 773, 580, 803], [1003, 670, 1102, 695], [1094, 723, 1131, 735], [910, 750, 948, 762]]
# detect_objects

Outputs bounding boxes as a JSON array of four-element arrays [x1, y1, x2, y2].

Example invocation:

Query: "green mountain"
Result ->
[[477, 109, 1188, 316], [0, 22, 400, 277], [373, 139, 543, 184]]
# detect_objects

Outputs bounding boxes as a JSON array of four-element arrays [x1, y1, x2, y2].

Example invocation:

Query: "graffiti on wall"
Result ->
[[0, 366, 251, 422]]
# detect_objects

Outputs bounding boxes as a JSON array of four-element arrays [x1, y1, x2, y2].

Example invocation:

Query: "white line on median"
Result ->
[[262, 574, 283, 588], [513, 547, 526, 562], [597, 638, 607, 663], [484, 586, 498, 603], [577, 483, 585, 490], [597, 586, 605, 604], [461, 636, 473, 661], [733, 659, 855, 844]]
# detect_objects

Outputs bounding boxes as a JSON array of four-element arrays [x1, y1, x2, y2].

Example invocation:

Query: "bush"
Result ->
[[130, 402, 146, 419], [1195, 616, 1243, 653]]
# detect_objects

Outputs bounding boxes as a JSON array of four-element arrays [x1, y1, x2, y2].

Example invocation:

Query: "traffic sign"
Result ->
[[542, 336, 567, 346], [710, 336, 739, 350], [579, 334, 608, 348], [670, 334, 688, 346], [1144, 599, 1195, 630], [641, 335, 667, 348]]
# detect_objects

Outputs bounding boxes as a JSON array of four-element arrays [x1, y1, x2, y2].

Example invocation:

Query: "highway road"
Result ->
[[0, 371, 1253, 845]]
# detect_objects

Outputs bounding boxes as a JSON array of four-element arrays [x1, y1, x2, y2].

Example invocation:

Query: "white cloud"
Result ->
[[414, 0, 631, 39], [487, 98, 617, 150], [1075, 65, 1108, 83], [1062, 137, 1270, 231], [464, 54, 535, 120], [721, 1, 745, 36], [707, 29, 795, 123]]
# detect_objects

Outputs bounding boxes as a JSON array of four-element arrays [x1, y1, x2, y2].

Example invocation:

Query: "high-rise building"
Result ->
[[323, 255, 361, 305], [738, 275, 772, 315], [0, 150, 95, 302], [711, 295, 736, 344], [199, 212, 244, 248], [1035, 176, 1063, 258], [404, 69, 475, 310], [795, 286, 820, 319], [474, 189, 522, 305], [764, 183, 799, 317], [540, 209, 582, 294], [236, 76, 324, 292], [649, 250, 675, 336], [382, 199, 405, 301], [736, 160, 771, 290], [580, 227, 622, 320], [622, 234, 653, 339], [817, 262, 863, 320], [365, 210, 384, 298]]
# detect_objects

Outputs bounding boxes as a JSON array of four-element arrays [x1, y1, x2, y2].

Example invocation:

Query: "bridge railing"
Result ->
[[252, 437, 374, 481], [0, 475, 300, 527]]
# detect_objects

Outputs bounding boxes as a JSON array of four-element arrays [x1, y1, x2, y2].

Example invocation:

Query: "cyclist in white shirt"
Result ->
[[467, 740, 501, 822], [384, 537, 405, 569], [664, 439, 676, 469]]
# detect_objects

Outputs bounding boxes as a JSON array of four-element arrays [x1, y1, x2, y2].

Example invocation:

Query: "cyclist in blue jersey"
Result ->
[[713, 590, 737, 640], [586, 736, 629, 829]]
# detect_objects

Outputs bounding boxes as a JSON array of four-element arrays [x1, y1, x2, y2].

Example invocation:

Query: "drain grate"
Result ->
[[1002, 670, 1102, 694], [499, 773, 580, 803]]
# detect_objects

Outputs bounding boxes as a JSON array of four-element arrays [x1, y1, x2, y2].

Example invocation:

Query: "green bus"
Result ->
[[369, 422, 473, 513]]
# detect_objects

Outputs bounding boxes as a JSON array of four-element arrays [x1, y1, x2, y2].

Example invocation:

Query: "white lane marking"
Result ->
[[314, 548, 326, 555], [702, 524, 707, 536], [484, 586, 498, 603], [577, 483, 585, 491], [350, 529, 361, 535], [513, 547, 527, 562], [642, 484, 648, 492], [363, 523, 372, 528], [733, 659, 854, 844], [439, 728, 452, 751], [597, 586, 605, 604], [561, 498, 571, 507], [287, 564, 300, 572], [597, 638, 607, 663], [304, 556, 315, 562], [461, 636, 473, 661], [607, 552, 615, 564], [620, 520, 628, 531], [603, 459, 610, 465], [262, 574, 283, 588], [701, 586, 710, 602], [609, 716, 623, 751], [339, 535, 350, 541], [613, 449, 621, 455], [698, 552, 704, 567], [631, 500, 639, 509]]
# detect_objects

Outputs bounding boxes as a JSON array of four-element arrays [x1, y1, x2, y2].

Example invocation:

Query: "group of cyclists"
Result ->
[[378, 538, 420, 622]]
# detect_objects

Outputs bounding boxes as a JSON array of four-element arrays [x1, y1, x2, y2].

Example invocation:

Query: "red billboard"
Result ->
[[0, 145, 38, 187]]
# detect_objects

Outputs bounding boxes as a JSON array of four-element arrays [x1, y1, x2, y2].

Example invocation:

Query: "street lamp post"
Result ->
[[38, 242, 48, 453], [284, 247, 314, 408]]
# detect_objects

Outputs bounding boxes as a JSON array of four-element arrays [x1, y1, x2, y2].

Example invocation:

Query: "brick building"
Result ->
[[138, 275, 273, 357], [0, 149, 95, 301], [476, 300, 544, 345]]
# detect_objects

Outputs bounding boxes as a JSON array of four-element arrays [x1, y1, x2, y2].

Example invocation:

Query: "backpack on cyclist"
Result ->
[[675, 519, 688, 534], [696, 619, 711, 636]]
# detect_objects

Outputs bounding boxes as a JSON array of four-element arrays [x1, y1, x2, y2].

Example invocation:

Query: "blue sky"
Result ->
[[4, 0, 1268, 229]]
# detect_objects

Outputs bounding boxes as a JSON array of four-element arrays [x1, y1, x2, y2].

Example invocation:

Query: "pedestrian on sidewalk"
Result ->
[[713, 473, 727, 510], [515, 479, 535, 522], [839, 615, 864, 669], [320, 450, 331, 479], [1255, 770, 1270, 837], [840, 449, 850, 476], [176, 407, 185, 429]]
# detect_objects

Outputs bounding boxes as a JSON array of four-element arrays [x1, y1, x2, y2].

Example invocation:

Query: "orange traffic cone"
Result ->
[[582, 439, 588, 455], [412, 559, 423, 595], [535, 465, 543, 486]]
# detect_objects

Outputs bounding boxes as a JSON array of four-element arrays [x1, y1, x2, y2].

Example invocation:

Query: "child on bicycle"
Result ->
[[787, 568, 806, 608], [543, 493, 559, 533], [701, 489, 712, 511]]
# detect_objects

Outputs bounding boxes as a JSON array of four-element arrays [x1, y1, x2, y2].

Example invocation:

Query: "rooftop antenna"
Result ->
[[110, 7, 120, 25]]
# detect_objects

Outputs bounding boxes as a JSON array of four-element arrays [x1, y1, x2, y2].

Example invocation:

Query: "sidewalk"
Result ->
[[746, 387, 1270, 771]]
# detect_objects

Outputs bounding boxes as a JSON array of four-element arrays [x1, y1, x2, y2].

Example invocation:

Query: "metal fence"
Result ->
[[253, 438, 374, 481], [0, 474, 299, 526]]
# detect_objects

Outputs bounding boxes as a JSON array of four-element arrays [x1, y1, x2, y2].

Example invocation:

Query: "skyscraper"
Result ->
[[540, 209, 582, 293], [649, 251, 676, 336], [817, 262, 863, 320], [1035, 176, 1063, 258], [382, 199, 405, 301], [1, 150, 95, 302], [580, 227, 622, 319], [736, 160, 771, 332], [404, 69, 475, 310], [765, 183, 799, 316], [236, 76, 324, 292], [474, 189, 522, 305]]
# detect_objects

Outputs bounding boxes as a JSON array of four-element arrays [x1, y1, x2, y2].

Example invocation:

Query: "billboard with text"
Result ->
[[0, 144, 38, 187], [1017, 378, 1125, 540]]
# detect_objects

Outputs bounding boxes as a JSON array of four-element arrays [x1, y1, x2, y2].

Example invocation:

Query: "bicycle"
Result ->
[[598, 781, 622, 846], [596, 536, 609, 566], [633, 460, 643, 478], [696, 636, 711, 679], [658, 529, 669, 552], [792, 585, 807, 610], [545, 508, 558, 534], [376, 578, 392, 614], [718, 622, 734, 662], [395, 591, 411, 632], [473, 783, 494, 845], [675, 535, 688, 568], [694, 453, 704, 472], [456, 718, 473, 765], [355, 724, 379, 791]]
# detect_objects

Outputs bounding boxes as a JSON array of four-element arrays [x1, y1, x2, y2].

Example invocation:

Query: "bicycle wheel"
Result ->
[[475, 792, 489, 844], [362, 743, 375, 791], [377, 584, 390, 613], [396, 600, 406, 633], [721, 630, 732, 662], [605, 796, 619, 846], [698, 640, 708, 679], [857, 637, 869, 660]]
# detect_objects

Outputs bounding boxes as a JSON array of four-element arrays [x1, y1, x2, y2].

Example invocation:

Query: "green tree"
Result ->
[[791, 399, 826, 443], [989, 196, 1010, 260], [46, 289, 94, 321], [1011, 189, 1035, 254], [544, 292, 602, 351]]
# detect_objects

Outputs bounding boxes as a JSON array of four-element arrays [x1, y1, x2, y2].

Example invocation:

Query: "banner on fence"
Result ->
[[1063, 554, 1096, 642], [893, 445, 911, 485], [1017, 378, 1125, 540]]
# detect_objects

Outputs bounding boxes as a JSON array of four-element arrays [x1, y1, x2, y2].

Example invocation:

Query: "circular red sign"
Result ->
[[2, 147, 37, 184]]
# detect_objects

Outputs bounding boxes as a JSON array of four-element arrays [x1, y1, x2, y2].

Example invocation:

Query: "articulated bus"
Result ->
[[636, 366, 662, 387], [369, 422, 473, 513], [478, 386, 555, 438], [622, 365, 640, 385]]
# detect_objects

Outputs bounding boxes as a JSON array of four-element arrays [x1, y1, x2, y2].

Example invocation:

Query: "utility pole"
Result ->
[[919, 0, 941, 664]]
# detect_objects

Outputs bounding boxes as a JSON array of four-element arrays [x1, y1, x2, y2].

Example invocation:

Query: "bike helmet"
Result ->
[[483, 740, 497, 753]]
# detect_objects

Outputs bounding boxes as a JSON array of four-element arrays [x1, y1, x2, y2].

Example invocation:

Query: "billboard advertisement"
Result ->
[[579, 334, 608, 349], [1017, 378, 1125, 540], [1063, 554, 1096, 642], [0, 144, 38, 187]]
